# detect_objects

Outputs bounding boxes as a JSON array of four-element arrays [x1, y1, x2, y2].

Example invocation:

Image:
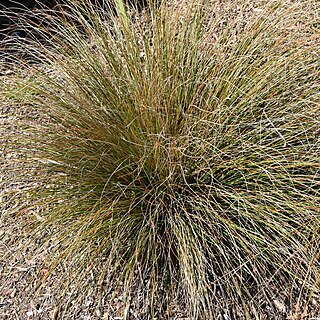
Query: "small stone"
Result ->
[[9, 288, 16, 298], [85, 299, 93, 307], [273, 299, 286, 313], [26, 310, 33, 317]]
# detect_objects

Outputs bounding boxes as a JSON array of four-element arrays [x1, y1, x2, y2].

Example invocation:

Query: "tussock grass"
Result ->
[[1, 0, 320, 318]]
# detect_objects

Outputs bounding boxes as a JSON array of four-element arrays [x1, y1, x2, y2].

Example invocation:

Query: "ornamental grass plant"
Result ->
[[1, 0, 320, 318]]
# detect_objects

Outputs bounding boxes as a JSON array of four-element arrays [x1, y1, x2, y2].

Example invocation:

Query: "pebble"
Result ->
[[26, 310, 33, 317]]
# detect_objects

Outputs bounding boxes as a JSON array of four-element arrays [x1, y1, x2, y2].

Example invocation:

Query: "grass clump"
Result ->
[[1, 0, 320, 318]]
